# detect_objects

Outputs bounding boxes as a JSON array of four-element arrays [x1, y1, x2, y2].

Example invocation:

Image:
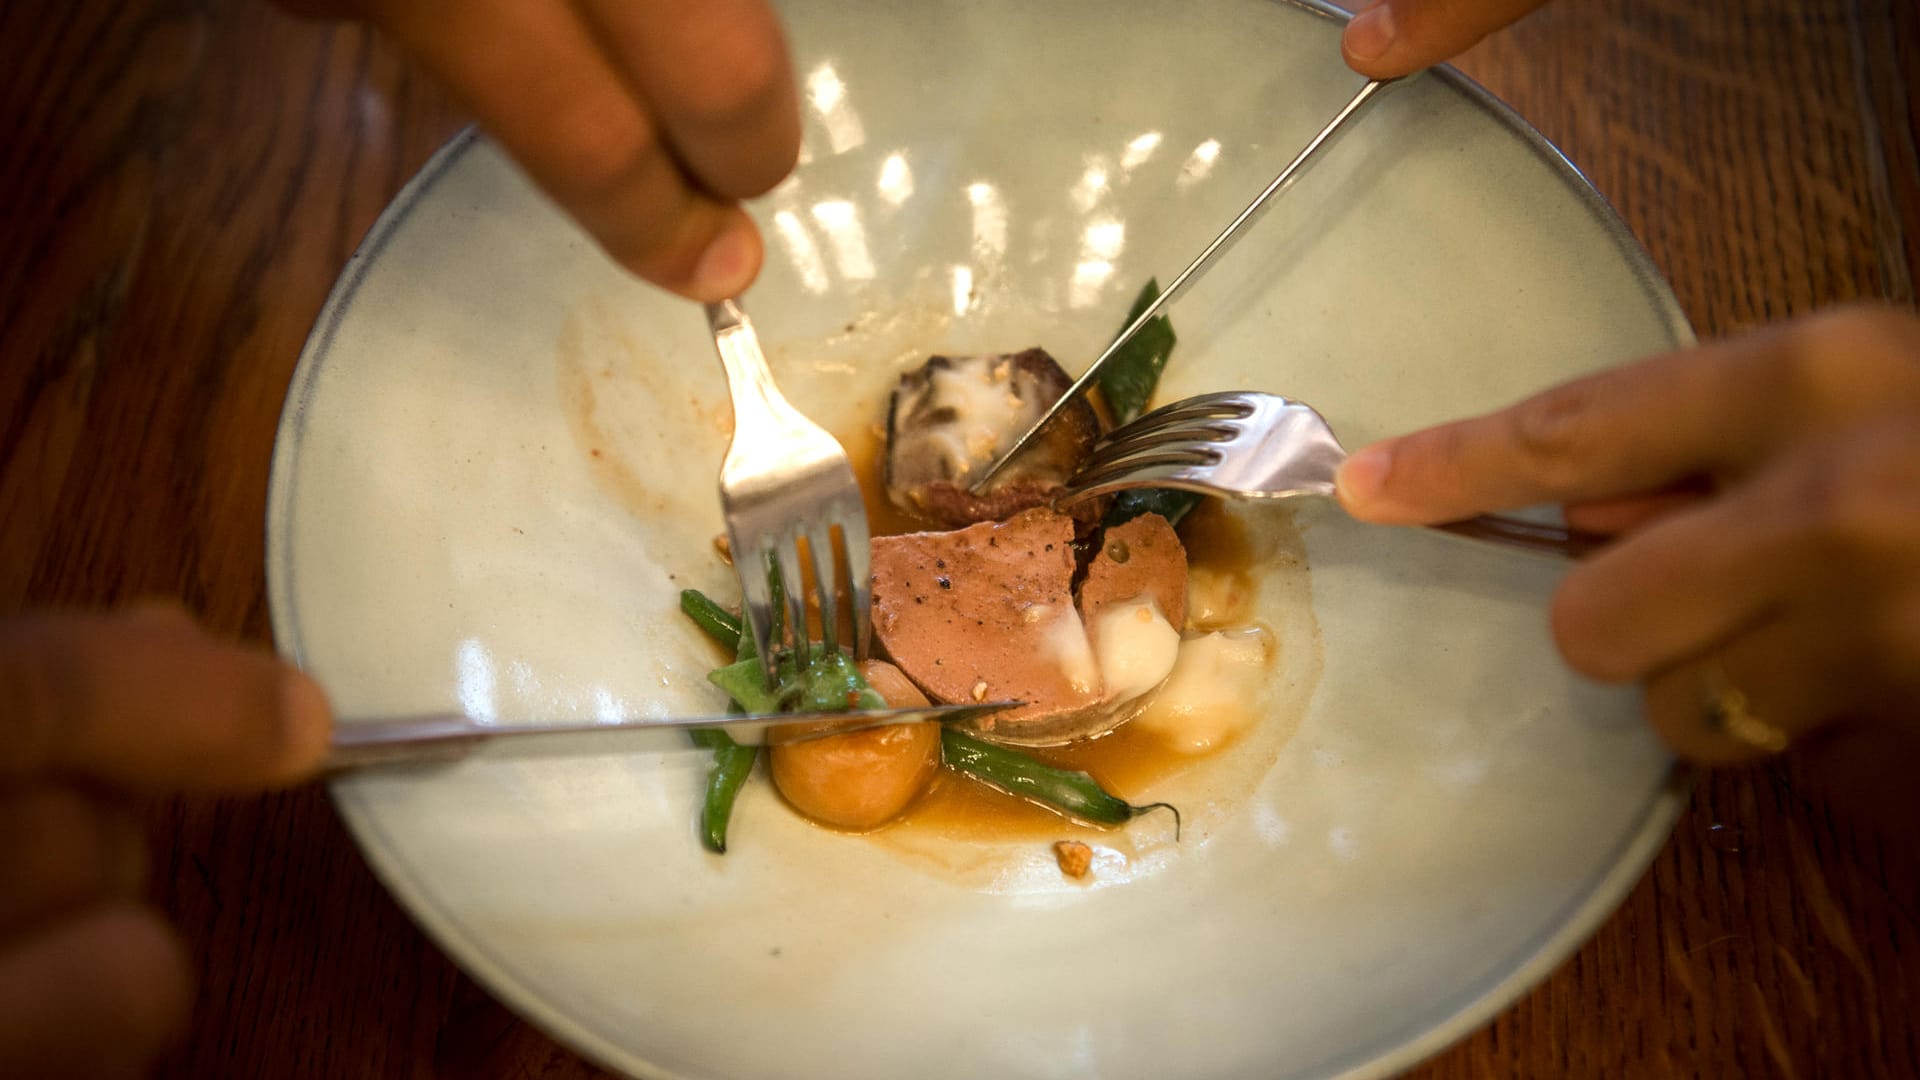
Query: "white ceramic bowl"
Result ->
[[268, 1, 1689, 1076]]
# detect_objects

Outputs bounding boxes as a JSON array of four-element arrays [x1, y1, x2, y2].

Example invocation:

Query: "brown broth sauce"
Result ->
[[844, 431, 1265, 842]]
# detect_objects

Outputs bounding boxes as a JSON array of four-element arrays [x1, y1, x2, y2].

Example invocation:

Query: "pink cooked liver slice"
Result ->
[[870, 507, 1192, 742], [870, 508, 1097, 732], [1077, 512, 1188, 638]]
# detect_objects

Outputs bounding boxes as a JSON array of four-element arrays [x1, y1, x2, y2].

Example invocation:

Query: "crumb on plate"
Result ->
[[1053, 840, 1093, 879]]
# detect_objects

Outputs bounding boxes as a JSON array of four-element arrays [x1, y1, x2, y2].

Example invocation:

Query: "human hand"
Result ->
[[0, 607, 332, 1076], [1335, 307, 1920, 767], [283, 0, 801, 302], [1341, 0, 1555, 79]]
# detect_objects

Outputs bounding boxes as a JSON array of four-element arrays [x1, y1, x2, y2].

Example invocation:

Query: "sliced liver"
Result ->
[[1077, 512, 1189, 637], [869, 508, 1100, 736], [870, 508, 1193, 745]]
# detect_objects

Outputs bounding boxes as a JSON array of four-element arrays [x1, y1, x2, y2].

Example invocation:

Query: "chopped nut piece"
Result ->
[[1053, 840, 1093, 879], [970, 679, 989, 701]]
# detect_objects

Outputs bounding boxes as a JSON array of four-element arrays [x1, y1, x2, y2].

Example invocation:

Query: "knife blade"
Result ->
[[326, 701, 1022, 771]]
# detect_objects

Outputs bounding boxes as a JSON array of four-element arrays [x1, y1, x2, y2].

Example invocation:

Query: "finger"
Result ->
[[1336, 308, 1920, 526], [1549, 488, 1787, 684], [1563, 485, 1710, 536], [0, 610, 333, 790], [571, 0, 799, 199], [1342, 0, 1555, 79], [0, 905, 192, 1078], [1336, 341, 1781, 526], [1551, 415, 1920, 685], [0, 786, 145, 934], [362, 0, 762, 301], [1641, 613, 1853, 766]]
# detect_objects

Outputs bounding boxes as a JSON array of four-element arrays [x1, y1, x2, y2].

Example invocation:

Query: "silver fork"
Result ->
[[1057, 391, 1603, 559], [707, 300, 872, 680]]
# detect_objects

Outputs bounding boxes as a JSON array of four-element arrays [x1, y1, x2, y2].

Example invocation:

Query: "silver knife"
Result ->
[[327, 701, 1021, 771]]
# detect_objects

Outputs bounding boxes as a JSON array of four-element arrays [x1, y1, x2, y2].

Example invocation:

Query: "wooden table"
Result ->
[[3, 0, 1915, 1075]]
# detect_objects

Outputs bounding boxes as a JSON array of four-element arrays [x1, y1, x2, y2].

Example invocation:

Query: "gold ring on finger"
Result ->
[[1698, 660, 1790, 754]]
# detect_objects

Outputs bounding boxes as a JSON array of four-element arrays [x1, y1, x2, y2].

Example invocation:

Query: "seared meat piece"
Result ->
[[870, 509, 1099, 738], [1075, 513, 1187, 709], [883, 348, 1103, 528], [869, 507, 1189, 746], [1077, 513, 1188, 636]]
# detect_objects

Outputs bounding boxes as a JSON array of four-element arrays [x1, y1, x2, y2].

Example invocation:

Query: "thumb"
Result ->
[[1341, 0, 1555, 79]]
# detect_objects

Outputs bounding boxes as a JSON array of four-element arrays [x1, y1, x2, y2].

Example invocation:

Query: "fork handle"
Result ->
[[708, 300, 782, 417], [1431, 513, 1608, 559]]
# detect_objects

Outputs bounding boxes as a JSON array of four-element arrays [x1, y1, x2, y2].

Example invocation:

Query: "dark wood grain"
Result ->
[[0, 0, 1914, 1077]]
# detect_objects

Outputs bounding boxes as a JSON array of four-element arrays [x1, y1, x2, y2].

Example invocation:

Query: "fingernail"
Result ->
[[692, 220, 757, 301], [1344, 3, 1396, 61], [1336, 443, 1394, 510], [277, 670, 334, 778]]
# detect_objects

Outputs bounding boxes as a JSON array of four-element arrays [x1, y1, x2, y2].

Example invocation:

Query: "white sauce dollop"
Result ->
[[1185, 565, 1252, 629], [1134, 627, 1272, 752], [1091, 599, 1181, 704], [1039, 605, 1101, 695]]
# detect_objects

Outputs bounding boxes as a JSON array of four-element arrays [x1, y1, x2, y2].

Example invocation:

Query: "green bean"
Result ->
[[682, 580, 891, 852], [686, 728, 757, 854], [710, 647, 886, 716], [679, 588, 759, 853], [680, 589, 743, 649], [1095, 277, 1179, 425], [940, 729, 1180, 839], [1091, 280, 1198, 531], [708, 655, 782, 714], [1103, 487, 1202, 530]]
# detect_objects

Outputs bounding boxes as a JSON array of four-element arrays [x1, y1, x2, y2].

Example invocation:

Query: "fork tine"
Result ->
[[1097, 407, 1219, 443], [1113, 392, 1257, 435], [838, 498, 873, 661], [804, 525, 840, 656], [1092, 422, 1238, 456], [774, 537, 810, 670], [1058, 464, 1209, 504], [1070, 452, 1213, 490], [737, 541, 779, 683], [1163, 390, 1261, 414], [1081, 429, 1233, 474], [707, 300, 880, 681], [1080, 444, 1222, 480]]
